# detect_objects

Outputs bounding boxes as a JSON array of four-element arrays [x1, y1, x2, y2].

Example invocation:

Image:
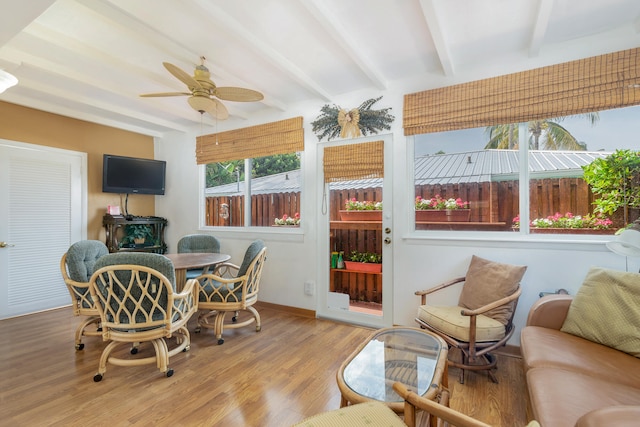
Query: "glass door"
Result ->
[[317, 134, 393, 328]]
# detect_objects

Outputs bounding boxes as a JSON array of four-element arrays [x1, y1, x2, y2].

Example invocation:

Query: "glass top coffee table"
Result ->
[[336, 327, 449, 414]]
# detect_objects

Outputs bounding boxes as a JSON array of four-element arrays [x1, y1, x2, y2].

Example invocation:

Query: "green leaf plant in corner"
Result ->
[[582, 149, 640, 226]]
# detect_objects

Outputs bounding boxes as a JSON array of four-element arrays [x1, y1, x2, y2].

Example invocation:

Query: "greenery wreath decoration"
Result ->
[[311, 96, 394, 141]]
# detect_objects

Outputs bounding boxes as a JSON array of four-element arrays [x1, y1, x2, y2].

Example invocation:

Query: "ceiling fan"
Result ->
[[140, 57, 264, 120]]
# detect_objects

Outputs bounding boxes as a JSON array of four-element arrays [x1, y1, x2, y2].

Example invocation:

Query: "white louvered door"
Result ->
[[0, 140, 85, 319]]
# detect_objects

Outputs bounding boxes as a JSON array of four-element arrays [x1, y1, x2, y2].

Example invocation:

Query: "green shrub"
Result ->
[[582, 149, 640, 217]]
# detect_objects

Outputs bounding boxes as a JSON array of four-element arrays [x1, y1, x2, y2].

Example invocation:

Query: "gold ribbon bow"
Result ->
[[338, 108, 361, 139]]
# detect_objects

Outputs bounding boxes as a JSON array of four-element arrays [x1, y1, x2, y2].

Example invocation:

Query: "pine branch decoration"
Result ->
[[311, 96, 394, 141]]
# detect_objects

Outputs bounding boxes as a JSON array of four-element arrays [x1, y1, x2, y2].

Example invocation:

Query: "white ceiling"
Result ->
[[1, 0, 639, 137]]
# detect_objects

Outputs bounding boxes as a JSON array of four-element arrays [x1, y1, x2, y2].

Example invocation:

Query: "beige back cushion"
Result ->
[[561, 267, 640, 358], [458, 255, 527, 325]]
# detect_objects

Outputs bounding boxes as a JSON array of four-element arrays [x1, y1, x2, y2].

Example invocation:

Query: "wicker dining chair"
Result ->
[[196, 240, 267, 345], [88, 252, 198, 381], [60, 240, 109, 350], [177, 234, 221, 279]]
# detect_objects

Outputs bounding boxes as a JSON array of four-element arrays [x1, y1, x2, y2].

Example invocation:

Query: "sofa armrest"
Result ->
[[526, 294, 573, 329], [575, 405, 640, 427]]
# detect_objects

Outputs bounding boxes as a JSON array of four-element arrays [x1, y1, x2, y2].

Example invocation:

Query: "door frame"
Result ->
[[316, 133, 393, 328]]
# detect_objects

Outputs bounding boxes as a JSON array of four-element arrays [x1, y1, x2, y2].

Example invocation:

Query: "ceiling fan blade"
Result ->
[[163, 62, 202, 90], [206, 98, 229, 120], [140, 92, 191, 97], [215, 87, 264, 102]]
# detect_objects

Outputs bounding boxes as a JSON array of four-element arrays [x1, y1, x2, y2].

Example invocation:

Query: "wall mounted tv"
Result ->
[[102, 154, 166, 195]]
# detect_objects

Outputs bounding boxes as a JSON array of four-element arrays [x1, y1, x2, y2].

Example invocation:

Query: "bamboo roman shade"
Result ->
[[404, 47, 640, 135], [323, 140, 384, 183], [196, 116, 304, 164]]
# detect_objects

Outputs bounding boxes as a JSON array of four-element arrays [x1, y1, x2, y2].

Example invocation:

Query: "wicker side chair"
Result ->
[[177, 234, 221, 279], [60, 240, 109, 350], [415, 256, 526, 384], [196, 240, 267, 345], [89, 252, 198, 381]]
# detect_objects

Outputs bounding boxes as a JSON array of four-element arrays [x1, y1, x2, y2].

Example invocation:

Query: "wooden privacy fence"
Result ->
[[205, 192, 300, 227], [206, 177, 609, 228], [415, 177, 604, 226], [205, 177, 611, 304]]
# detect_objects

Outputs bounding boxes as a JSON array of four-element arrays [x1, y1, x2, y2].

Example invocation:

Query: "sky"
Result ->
[[415, 104, 640, 156]]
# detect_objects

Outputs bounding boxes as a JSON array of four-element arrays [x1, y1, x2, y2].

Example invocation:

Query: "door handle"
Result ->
[[384, 237, 391, 244], [0, 241, 15, 248]]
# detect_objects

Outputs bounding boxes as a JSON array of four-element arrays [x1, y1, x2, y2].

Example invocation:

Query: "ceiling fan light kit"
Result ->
[[140, 57, 263, 120]]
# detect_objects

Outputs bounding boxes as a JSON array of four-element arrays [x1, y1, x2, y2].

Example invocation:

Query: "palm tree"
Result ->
[[484, 113, 599, 150]]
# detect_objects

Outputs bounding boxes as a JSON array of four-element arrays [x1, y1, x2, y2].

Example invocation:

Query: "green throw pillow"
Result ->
[[561, 267, 640, 358]]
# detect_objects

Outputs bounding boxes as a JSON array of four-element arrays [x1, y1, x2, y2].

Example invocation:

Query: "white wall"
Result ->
[[155, 65, 639, 346]]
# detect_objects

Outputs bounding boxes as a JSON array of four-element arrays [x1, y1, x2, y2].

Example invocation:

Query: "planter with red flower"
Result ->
[[343, 251, 382, 273], [273, 212, 301, 227], [339, 199, 383, 221], [415, 195, 470, 222], [512, 212, 615, 234]]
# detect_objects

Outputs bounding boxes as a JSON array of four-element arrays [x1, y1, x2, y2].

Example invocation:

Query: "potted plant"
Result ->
[[344, 250, 382, 273], [582, 149, 640, 226], [274, 212, 301, 226], [339, 199, 383, 221], [512, 212, 614, 234], [120, 224, 155, 247], [415, 195, 470, 222]]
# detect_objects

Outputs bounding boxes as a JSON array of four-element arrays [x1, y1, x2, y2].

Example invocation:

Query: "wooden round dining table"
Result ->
[[164, 253, 231, 291]]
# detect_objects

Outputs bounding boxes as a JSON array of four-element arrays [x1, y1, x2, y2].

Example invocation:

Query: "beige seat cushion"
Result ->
[[417, 305, 505, 342], [291, 401, 404, 427], [560, 266, 640, 357], [459, 255, 527, 325]]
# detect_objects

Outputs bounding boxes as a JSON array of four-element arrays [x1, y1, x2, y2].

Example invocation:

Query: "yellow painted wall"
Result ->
[[0, 101, 156, 240]]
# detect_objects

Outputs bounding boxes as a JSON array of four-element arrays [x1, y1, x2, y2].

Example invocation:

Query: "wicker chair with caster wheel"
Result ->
[[195, 240, 266, 345], [89, 252, 197, 381], [177, 234, 221, 279], [60, 240, 109, 351]]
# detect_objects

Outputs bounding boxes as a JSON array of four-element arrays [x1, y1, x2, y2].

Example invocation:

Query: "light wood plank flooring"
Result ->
[[0, 304, 531, 426]]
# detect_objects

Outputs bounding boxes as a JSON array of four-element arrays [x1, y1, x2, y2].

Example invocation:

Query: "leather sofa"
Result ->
[[520, 294, 640, 427]]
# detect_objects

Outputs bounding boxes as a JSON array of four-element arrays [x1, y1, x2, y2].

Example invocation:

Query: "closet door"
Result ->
[[0, 140, 85, 319]]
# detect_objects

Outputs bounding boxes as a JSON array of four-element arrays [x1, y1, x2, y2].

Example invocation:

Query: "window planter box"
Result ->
[[415, 209, 470, 222], [339, 210, 382, 221], [515, 227, 616, 235], [343, 261, 382, 273]]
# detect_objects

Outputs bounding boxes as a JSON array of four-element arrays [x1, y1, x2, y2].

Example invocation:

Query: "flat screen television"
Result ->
[[102, 154, 166, 195]]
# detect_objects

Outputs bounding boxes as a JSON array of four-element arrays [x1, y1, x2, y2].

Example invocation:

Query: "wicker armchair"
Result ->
[[60, 240, 109, 350], [177, 234, 221, 279], [196, 240, 266, 345], [89, 252, 198, 381], [415, 256, 526, 383]]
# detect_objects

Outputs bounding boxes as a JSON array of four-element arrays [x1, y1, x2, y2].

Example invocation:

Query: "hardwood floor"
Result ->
[[0, 304, 531, 426]]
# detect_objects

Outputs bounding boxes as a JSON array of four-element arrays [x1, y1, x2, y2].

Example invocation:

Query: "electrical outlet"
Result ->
[[304, 281, 315, 296]]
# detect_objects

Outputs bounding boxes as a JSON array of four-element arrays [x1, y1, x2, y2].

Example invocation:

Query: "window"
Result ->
[[196, 116, 304, 228], [204, 153, 301, 227], [413, 105, 640, 235]]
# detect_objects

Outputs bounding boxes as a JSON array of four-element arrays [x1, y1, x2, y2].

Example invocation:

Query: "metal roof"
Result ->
[[205, 150, 611, 196], [414, 150, 611, 185]]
